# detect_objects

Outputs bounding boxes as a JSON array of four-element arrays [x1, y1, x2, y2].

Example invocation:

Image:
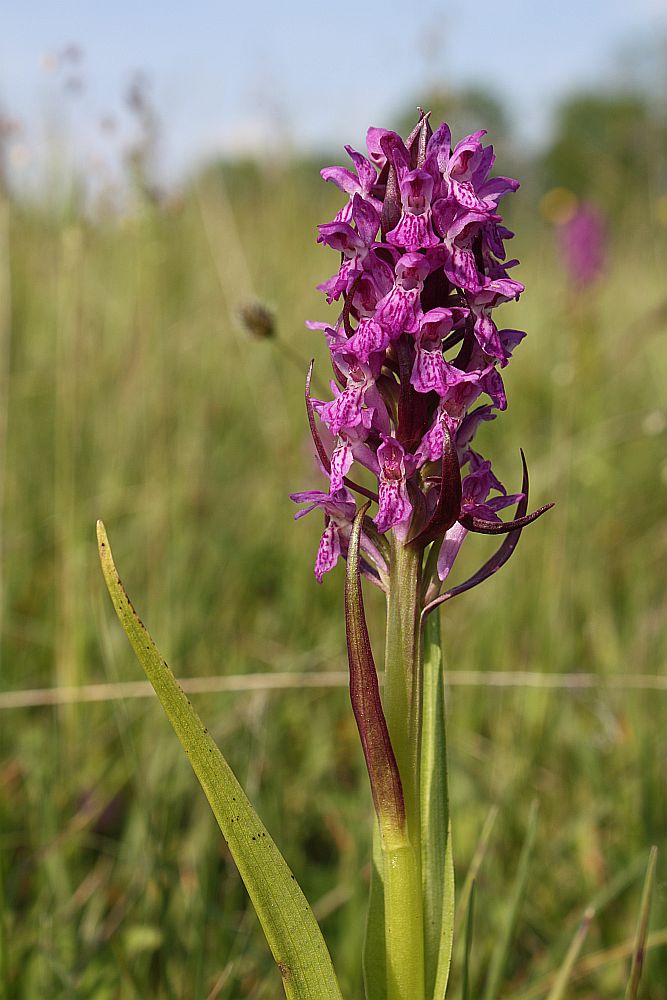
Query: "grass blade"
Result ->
[[625, 845, 658, 1000], [482, 800, 539, 1000], [515, 928, 667, 1000], [97, 521, 343, 1000], [519, 851, 649, 995], [545, 906, 595, 1000], [421, 611, 455, 1000], [461, 881, 475, 1000], [454, 806, 499, 939]]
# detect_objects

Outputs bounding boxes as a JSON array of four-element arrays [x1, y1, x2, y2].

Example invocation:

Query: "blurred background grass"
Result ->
[[0, 34, 667, 1000]]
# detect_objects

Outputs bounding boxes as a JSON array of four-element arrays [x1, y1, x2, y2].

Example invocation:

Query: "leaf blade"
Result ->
[[546, 907, 595, 1000], [97, 521, 343, 1000], [482, 800, 539, 1000], [625, 845, 658, 1000], [420, 611, 455, 1000], [461, 882, 476, 1000], [363, 821, 387, 1000]]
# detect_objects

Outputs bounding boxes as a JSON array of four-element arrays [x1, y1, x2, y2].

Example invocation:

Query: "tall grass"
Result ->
[[0, 169, 665, 997]]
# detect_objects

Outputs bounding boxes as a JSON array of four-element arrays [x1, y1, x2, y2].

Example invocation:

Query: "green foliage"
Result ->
[[0, 162, 666, 997], [540, 91, 667, 213], [420, 613, 454, 1000], [97, 522, 343, 1000], [625, 846, 658, 999], [482, 802, 538, 1000]]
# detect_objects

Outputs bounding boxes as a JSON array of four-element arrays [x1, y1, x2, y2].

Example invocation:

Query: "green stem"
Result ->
[[384, 538, 423, 846], [381, 537, 425, 1000], [382, 842, 424, 1000]]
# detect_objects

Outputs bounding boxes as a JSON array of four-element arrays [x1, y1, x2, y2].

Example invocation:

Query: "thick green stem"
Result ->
[[383, 842, 424, 1000], [384, 539, 423, 846], [381, 537, 424, 1000]]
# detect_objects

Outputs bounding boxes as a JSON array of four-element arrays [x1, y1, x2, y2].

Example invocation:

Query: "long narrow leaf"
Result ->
[[482, 800, 539, 1000], [346, 505, 424, 1000], [363, 821, 387, 1000], [515, 928, 667, 1000], [461, 882, 476, 1000], [97, 521, 343, 1000], [625, 845, 658, 1000], [454, 806, 499, 939], [421, 611, 455, 1000], [546, 907, 595, 1000], [345, 504, 405, 840], [522, 851, 648, 992]]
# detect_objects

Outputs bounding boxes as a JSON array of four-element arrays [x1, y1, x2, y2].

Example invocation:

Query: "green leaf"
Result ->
[[482, 800, 539, 1000], [454, 806, 498, 941], [545, 906, 594, 1000], [97, 521, 343, 1000], [461, 881, 475, 1000], [363, 821, 386, 1000], [420, 611, 454, 1000], [625, 845, 658, 1000], [347, 507, 424, 1000], [345, 504, 406, 843]]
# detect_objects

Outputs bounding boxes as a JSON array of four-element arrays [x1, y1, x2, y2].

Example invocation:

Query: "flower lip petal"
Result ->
[[351, 193, 380, 245], [315, 521, 341, 582]]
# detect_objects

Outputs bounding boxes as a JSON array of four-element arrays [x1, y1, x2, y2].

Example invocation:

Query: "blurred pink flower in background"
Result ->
[[557, 202, 607, 289]]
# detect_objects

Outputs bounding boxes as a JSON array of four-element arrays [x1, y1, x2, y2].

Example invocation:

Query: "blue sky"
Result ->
[[2, 2, 665, 185]]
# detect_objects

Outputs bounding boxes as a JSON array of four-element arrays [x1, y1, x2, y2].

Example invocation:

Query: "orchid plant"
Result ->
[[287, 111, 552, 1000], [97, 114, 652, 999]]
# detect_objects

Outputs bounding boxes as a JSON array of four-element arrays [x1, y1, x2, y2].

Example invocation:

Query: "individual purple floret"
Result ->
[[292, 111, 552, 595]]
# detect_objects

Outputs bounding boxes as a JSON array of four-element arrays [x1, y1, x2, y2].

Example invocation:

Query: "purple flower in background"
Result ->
[[558, 202, 607, 289], [292, 111, 552, 587]]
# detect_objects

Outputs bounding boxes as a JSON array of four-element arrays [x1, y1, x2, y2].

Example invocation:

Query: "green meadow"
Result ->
[[0, 163, 666, 998]]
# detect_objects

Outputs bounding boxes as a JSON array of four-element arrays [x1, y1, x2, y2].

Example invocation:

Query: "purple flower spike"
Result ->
[[295, 112, 551, 586]]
